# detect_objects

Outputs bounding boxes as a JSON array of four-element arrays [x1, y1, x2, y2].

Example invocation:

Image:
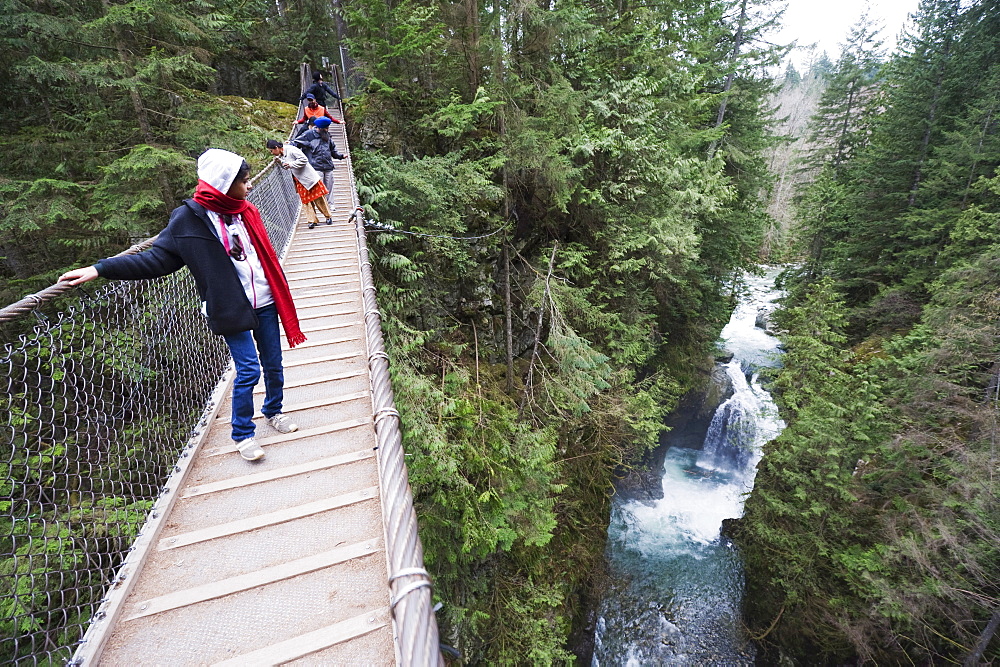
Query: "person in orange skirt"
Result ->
[[267, 139, 333, 228]]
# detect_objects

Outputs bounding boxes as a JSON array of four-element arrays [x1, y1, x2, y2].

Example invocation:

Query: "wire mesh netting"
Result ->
[[0, 162, 299, 664]]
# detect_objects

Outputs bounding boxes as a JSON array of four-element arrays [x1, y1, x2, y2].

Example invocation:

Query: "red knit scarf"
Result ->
[[193, 180, 306, 348]]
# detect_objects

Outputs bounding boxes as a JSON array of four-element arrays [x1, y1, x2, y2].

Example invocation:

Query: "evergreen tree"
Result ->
[[804, 14, 884, 174], [836, 0, 964, 302], [338, 0, 784, 660], [783, 61, 801, 85]]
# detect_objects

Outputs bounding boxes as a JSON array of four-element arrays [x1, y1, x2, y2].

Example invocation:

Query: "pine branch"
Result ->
[[518, 243, 558, 420]]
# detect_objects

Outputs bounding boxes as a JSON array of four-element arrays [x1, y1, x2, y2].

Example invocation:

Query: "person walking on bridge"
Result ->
[[293, 95, 341, 134], [291, 116, 346, 209], [299, 71, 341, 109], [267, 139, 333, 228], [58, 148, 305, 463]]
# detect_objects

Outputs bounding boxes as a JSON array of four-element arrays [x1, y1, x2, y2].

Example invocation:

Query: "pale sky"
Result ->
[[773, 0, 922, 70]]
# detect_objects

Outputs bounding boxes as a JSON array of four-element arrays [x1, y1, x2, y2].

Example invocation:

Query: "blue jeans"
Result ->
[[223, 304, 285, 442]]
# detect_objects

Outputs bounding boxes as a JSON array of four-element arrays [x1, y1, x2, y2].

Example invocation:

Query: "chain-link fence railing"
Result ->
[[0, 161, 298, 664]]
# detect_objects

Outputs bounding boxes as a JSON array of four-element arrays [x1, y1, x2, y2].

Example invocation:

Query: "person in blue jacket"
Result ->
[[291, 116, 347, 208], [299, 71, 341, 109]]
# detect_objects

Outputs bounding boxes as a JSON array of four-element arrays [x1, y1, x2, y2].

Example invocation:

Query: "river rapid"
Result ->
[[592, 267, 786, 666]]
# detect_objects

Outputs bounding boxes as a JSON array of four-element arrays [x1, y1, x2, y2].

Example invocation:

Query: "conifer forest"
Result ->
[[1, 0, 998, 663]]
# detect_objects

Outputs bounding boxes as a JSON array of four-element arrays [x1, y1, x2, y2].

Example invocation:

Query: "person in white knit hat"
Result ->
[[59, 148, 306, 462]]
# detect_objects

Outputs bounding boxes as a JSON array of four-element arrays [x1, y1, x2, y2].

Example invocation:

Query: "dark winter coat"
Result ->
[[292, 129, 346, 173], [94, 200, 262, 336], [300, 81, 341, 107]]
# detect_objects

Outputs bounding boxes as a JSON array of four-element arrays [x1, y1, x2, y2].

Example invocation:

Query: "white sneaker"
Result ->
[[236, 437, 265, 461], [267, 413, 299, 434]]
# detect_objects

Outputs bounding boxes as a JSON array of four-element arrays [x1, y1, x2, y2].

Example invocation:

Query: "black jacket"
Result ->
[[300, 81, 341, 107], [95, 200, 261, 336], [291, 129, 346, 172]]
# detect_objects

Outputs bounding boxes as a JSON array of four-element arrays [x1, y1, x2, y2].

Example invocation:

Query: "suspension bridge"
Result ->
[[0, 69, 442, 665]]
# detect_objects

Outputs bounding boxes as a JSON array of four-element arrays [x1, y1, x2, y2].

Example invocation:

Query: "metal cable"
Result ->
[[346, 151, 444, 665], [364, 219, 511, 241]]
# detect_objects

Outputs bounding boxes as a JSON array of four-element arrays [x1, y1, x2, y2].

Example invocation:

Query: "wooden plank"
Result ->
[[124, 538, 382, 621], [285, 265, 358, 276], [298, 308, 359, 322], [289, 247, 358, 257], [159, 486, 379, 550], [287, 250, 356, 259], [204, 417, 371, 458], [214, 389, 368, 423], [282, 351, 361, 368], [211, 608, 391, 667], [296, 277, 360, 289], [295, 297, 357, 309], [290, 242, 357, 252], [252, 368, 365, 394], [187, 445, 374, 492], [285, 257, 358, 276], [294, 234, 356, 243], [287, 279, 360, 291], [284, 266, 358, 276], [285, 250, 357, 262], [276, 392, 370, 413], [281, 334, 362, 351], [292, 287, 360, 300], [299, 320, 361, 334]]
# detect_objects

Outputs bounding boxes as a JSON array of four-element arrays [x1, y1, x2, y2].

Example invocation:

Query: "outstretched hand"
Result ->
[[58, 266, 99, 286]]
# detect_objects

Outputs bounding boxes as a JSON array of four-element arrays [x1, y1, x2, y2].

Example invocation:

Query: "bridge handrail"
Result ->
[[0, 158, 298, 664], [327, 58, 444, 665], [0, 161, 283, 326], [348, 206, 444, 665]]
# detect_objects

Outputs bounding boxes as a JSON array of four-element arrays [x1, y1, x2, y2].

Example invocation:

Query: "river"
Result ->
[[592, 267, 786, 665]]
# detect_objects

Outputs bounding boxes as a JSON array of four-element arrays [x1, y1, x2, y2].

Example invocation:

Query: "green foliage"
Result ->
[[2, 0, 786, 662], [342, 0, 783, 660], [804, 14, 884, 173], [738, 3, 1000, 660]]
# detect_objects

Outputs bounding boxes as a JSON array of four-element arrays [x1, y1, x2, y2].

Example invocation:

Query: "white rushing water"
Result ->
[[593, 268, 786, 666]]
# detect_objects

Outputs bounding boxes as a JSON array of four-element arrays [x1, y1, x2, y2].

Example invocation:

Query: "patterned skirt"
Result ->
[[293, 177, 329, 204]]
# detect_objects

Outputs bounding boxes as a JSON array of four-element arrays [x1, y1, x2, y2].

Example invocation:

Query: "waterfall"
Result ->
[[592, 267, 785, 666], [696, 362, 765, 474]]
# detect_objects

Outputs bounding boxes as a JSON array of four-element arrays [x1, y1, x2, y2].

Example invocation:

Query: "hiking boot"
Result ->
[[266, 413, 298, 434], [236, 437, 265, 461]]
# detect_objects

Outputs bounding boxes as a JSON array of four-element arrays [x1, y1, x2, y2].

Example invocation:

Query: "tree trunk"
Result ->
[[707, 0, 747, 158], [464, 0, 480, 94], [497, 0, 514, 394], [833, 85, 857, 171], [907, 39, 951, 207], [503, 244, 514, 393], [908, 3, 958, 207], [963, 607, 1000, 667], [960, 106, 995, 208]]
